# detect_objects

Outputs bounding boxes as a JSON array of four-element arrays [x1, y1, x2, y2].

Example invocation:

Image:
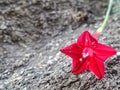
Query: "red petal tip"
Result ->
[[60, 48, 64, 52]]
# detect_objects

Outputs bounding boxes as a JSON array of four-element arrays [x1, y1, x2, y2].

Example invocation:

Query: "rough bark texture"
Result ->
[[0, 0, 120, 90]]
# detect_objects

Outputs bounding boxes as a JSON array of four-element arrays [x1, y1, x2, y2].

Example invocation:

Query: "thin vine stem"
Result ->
[[96, 0, 113, 33]]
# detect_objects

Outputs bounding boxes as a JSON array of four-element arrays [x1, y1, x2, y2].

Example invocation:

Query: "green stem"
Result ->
[[97, 0, 113, 33]]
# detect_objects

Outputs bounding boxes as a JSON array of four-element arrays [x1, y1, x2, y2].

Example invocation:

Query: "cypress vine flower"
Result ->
[[60, 31, 116, 79]]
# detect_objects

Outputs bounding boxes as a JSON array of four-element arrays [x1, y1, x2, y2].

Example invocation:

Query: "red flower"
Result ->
[[60, 31, 116, 79]]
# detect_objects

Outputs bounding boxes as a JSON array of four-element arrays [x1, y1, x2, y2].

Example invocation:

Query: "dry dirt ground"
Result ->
[[0, 0, 120, 90]]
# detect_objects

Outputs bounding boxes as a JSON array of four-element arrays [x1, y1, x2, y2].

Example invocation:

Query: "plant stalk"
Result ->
[[96, 0, 113, 33]]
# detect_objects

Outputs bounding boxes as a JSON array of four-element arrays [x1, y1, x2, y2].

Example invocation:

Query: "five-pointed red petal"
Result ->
[[60, 31, 116, 79], [94, 43, 116, 62], [60, 43, 82, 59], [89, 56, 104, 79]]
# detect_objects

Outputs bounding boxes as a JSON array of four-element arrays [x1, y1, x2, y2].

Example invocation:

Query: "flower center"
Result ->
[[82, 48, 93, 58]]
